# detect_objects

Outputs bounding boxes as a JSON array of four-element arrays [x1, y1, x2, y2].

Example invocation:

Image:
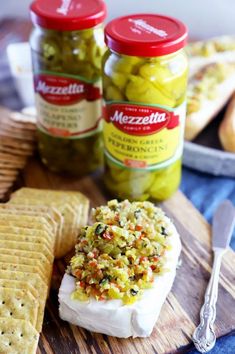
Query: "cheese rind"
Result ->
[[59, 221, 181, 338]]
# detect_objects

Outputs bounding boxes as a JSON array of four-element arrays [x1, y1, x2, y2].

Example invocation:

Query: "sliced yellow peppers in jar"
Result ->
[[102, 50, 188, 201]]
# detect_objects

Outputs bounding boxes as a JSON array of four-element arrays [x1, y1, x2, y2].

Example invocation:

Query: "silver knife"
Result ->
[[192, 200, 235, 353]]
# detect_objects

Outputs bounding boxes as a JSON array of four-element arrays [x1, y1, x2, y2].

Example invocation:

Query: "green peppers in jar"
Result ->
[[30, 0, 107, 176], [102, 14, 188, 201]]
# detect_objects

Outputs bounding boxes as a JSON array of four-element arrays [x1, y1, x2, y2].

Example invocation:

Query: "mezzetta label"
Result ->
[[36, 80, 84, 95], [34, 73, 102, 138], [103, 102, 185, 170]]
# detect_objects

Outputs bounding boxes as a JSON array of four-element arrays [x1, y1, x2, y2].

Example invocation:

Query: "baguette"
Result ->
[[219, 93, 235, 153], [188, 35, 235, 78], [185, 62, 235, 141]]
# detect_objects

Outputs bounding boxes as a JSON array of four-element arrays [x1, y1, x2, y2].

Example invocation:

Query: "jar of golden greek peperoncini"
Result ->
[[102, 14, 188, 201], [30, 0, 106, 176]]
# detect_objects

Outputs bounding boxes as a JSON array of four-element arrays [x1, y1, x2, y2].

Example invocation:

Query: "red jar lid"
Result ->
[[105, 14, 188, 57], [30, 0, 107, 31]]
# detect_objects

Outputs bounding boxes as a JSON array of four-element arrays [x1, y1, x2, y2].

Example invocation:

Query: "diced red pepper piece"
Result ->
[[89, 261, 97, 267], [135, 225, 143, 231], [102, 231, 114, 240], [74, 269, 82, 279]]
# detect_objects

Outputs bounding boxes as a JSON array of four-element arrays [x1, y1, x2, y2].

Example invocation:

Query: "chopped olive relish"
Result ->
[[69, 200, 173, 304]]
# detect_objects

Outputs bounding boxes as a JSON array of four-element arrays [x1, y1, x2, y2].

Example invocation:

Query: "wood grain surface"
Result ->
[[18, 158, 235, 354]]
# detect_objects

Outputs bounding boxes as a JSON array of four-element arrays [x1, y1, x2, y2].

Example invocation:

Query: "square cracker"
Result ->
[[0, 169, 18, 177], [10, 188, 90, 257], [11, 188, 89, 228], [0, 152, 26, 163], [2, 204, 62, 249], [0, 219, 54, 241], [0, 317, 39, 354], [0, 280, 38, 300], [0, 248, 51, 271], [10, 111, 36, 125], [10, 191, 85, 257], [0, 136, 33, 151], [0, 226, 56, 252], [0, 262, 48, 286], [64, 190, 90, 226], [0, 144, 32, 157], [7, 199, 64, 255], [0, 215, 53, 235], [0, 127, 35, 141], [0, 241, 54, 264], [10, 204, 63, 235], [0, 159, 25, 170], [0, 287, 39, 330], [0, 233, 54, 253], [0, 174, 15, 183], [0, 255, 49, 281], [1, 205, 58, 232], [54, 203, 78, 258], [0, 184, 13, 195], [0, 271, 47, 332], [0, 206, 57, 239], [10, 197, 76, 258], [32, 190, 88, 230], [0, 115, 35, 132]]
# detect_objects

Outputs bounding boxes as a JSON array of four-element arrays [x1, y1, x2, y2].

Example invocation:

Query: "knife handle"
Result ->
[[192, 248, 225, 353]]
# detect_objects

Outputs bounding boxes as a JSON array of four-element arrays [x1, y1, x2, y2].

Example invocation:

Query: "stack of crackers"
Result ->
[[0, 187, 89, 353], [0, 107, 36, 200], [0, 204, 55, 353], [10, 188, 90, 258]]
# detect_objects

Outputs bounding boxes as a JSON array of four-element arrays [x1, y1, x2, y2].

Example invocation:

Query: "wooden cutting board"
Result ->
[[18, 159, 235, 354]]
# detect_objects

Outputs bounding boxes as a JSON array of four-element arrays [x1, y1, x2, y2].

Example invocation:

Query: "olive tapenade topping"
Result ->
[[70, 199, 173, 304]]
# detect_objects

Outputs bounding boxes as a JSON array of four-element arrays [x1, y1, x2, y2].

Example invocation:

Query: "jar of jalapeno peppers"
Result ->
[[30, 0, 107, 176], [102, 14, 188, 201]]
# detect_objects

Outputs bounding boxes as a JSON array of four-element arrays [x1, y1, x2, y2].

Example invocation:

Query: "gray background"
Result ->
[[1, 0, 235, 39]]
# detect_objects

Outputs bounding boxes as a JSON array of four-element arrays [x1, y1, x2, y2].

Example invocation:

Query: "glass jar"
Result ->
[[30, 0, 106, 176], [102, 14, 188, 201]]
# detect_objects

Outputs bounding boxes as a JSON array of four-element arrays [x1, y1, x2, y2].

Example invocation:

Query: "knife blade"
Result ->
[[212, 200, 235, 249]]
